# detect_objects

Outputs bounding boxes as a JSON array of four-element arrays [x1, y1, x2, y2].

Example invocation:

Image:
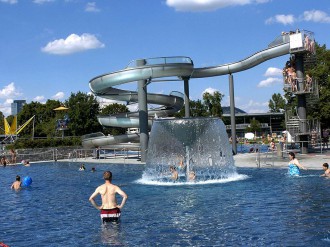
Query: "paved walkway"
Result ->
[[64, 149, 330, 171]]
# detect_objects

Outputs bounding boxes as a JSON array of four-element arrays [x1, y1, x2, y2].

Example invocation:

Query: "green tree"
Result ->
[[190, 100, 208, 117], [18, 100, 61, 138], [65, 92, 102, 136], [245, 119, 261, 137], [100, 103, 129, 135], [306, 43, 330, 128], [203, 91, 224, 117], [100, 103, 129, 115], [268, 93, 286, 112]]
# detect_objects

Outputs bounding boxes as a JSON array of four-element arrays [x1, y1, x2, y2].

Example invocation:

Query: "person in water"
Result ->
[[169, 165, 178, 180], [11, 175, 22, 190], [79, 164, 86, 171], [188, 171, 196, 181], [89, 171, 128, 223], [288, 152, 307, 176], [320, 163, 330, 177]]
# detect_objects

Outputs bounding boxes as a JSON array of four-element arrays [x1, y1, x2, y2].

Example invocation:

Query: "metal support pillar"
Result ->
[[295, 54, 308, 154], [229, 74, 237, 154], [183, 77, 190, 118], [137, 59, 148, 162]]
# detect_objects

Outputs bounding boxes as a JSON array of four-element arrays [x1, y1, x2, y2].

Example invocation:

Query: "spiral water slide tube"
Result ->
[[82, 35, 290, 148]]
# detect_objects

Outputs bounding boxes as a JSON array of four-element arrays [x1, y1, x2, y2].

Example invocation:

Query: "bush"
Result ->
[[8, 137, 82, 150]]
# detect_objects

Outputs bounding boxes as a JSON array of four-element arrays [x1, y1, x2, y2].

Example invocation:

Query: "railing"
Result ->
[[283, 77, 318, 95], [126, 56, 193, 68]]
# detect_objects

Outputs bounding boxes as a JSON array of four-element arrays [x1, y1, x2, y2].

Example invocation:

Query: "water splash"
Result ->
[[143, 118, 238, 183]]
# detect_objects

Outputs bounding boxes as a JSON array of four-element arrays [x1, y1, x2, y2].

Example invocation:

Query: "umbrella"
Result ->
[[54, 106, 69, 111], [245, 132, 255, 140]]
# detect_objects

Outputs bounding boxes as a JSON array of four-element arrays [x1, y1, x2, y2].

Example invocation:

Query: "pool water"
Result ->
[[1, 162, 329, 246]]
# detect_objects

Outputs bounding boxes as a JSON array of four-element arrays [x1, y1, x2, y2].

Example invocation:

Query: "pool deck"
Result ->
[[63, 149, 330, 170]]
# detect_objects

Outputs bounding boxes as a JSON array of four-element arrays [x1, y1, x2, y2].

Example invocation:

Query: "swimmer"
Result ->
[[320, 163, 330, 177], [23, 160, 30, 166], [178, 158, 185, 171], [89, 171, 128, 223], [91, 167, 96, 172], [11, 175, 22, 190], [79, 164, 86, 171], [188, 171, 196, 181], [169, 165, 178, 180], [288, 152, 307, 176]]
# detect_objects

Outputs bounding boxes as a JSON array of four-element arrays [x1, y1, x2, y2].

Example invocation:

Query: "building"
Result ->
[[222, 107, 285, 137], [11, 100, 26, 116]]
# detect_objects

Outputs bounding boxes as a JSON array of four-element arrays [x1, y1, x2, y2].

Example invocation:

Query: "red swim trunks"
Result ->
[[100, 208, 121, 223]]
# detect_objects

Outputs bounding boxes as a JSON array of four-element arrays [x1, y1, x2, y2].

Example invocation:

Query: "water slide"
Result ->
[[82, 34, 291, 148]]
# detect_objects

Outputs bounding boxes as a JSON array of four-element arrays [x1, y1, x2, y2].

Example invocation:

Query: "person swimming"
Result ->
[[288, 152, 307, 176]]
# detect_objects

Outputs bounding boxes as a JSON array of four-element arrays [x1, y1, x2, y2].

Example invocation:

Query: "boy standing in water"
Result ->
[[321, 163, 330, 177], [11, 175, 22, 190], [89, 171, 128, 223]]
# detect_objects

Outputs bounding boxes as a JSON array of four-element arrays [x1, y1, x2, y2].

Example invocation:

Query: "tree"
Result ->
[[65, 92, 102, 136], [100, 103, 129, 115], [203, 91, 224, 117], [100, 103, 129, 135], [306, 43, 330, 128], [245, 119, 261, 137], [268, 93, 286, 113]]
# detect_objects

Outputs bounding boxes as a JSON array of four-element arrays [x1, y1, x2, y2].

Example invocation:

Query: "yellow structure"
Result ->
[[4, 115, 35, 136]]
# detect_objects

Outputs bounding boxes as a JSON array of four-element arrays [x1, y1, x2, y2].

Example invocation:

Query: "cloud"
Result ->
[[239, 99, 268, 113], [0, 99, 14, 116], [0, 0, 17, 4], [0, 82, 22, 98], [257, 77, 282, 87], [264, 67, 282, 77], [303, 10, 330, 23], [85, 2, 100, 12], [266, 10, 330, 25], [33, 95, 46, 103], [201, 87, 220, 96], [52, 92, 65, 100], [166, 0, 270, 12], [33, 0, 55, 4], [265, 14, 295, 25], [41, 33, 105, 55]]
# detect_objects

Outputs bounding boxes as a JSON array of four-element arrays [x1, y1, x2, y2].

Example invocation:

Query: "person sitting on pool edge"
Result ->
[[89, 171, 128, 223], [169, 165, 178, 180], [11, 175, 22, 190], [320, 163, 330, 177]]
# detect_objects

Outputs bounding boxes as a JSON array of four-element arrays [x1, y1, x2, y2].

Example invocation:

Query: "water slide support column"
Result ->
[[229, 74, 237, 154], [183, 77, 190, 117], [295, 54, 308, 154], [137, 59, 149, 162]]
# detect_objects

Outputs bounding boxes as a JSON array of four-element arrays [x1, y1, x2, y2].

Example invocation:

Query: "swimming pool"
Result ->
[[1, 162, 329, 246]]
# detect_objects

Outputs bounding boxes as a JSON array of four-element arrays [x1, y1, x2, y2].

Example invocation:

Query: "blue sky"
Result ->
[[0, 0, 329, 116]]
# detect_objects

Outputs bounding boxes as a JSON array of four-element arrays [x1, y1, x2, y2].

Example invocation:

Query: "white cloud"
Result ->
[[239, 99, 268, 113], [41, 33, 105, 55], [166, 0, 270, 12], [257, 77, 282, 87], [85, 2, 100, 12], [52, 92, 65, 100], [33, 95, 46, 103], [0, 99, 14, 116], [33, 0, 55, 4], [0, 82, 22, 98], [201, 87, 219, 97], [264, 67, 282, 77], [303, 10, 330, 23], [265, 14, 295, 25], [0, 0, 17, 4]]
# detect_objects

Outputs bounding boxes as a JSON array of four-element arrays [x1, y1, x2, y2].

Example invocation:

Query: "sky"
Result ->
[[0, 0, 329, 116]]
